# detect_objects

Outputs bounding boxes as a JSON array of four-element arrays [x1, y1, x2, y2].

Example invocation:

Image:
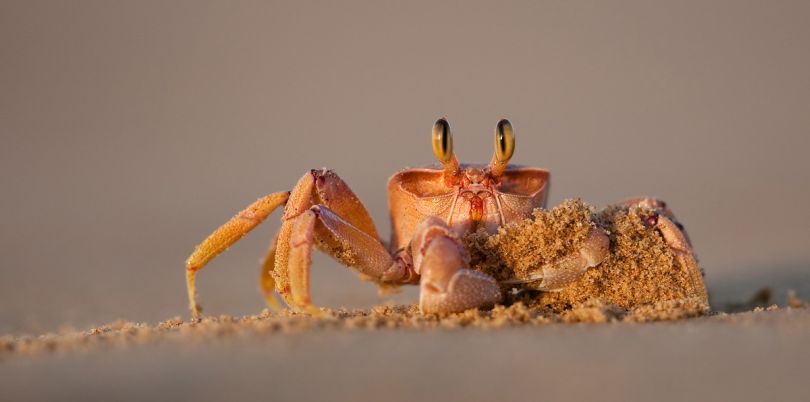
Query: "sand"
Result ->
[[1, 298, 806, 360], [465, 200, 709, 313], [1, 302, 809, 402]]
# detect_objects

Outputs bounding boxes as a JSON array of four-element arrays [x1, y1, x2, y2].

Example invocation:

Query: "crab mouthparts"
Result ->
[[459, 186, 494, 230], [469, 194, 484, 224]]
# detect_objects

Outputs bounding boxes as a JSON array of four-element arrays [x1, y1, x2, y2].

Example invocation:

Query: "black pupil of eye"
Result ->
[[440, 123, 449, 152], [497, 127, 506, 152]]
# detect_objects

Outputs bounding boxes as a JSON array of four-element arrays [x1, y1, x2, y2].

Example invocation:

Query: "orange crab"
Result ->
[[185, 119, 694, 317]]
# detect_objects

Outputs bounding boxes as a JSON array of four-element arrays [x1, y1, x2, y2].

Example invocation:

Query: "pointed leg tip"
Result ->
[[189, 305, 203, 321], [303, 305, 327, 318], [263, 295, 284, 312]]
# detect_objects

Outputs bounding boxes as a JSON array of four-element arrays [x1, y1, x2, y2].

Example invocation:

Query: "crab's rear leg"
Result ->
[[622, 197, 708, 304], [622, 198, 692, 252], [411, 217, 502, 314], [259, 229, 283, 311], [185, 191, 290, 318]]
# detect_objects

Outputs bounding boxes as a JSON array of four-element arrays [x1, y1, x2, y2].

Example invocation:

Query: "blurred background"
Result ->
[[1, 0, 809, 335]]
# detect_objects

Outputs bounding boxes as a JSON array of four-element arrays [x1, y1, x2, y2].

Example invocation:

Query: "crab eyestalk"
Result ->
[[432, 118, 461, 185], [489, 119, 515, 178]]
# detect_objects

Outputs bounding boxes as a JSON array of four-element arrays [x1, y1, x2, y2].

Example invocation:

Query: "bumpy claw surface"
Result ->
[[412, 218, 502, 314]]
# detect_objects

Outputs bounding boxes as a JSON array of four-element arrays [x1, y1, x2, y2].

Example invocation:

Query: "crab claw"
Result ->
[[411, 217, 502, 314]]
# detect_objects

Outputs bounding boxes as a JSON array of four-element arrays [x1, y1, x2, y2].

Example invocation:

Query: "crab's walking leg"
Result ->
[[185, 191, 290, 318], [622, 198, 693, 253], [534, 227, 610, 291], [273, 169, 414, 312], [259, 230, 283, 311], [623, 197, 708, 304], [286, 210, 318, 312], [501, 226, 610, 291], [411, 217, 502, 314], [284, 205, 412, 312]]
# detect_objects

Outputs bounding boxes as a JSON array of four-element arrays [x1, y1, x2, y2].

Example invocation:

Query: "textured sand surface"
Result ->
[[466, 200, 709, 311], [0, 302, 703, 358], [1, 306, 809, 402]]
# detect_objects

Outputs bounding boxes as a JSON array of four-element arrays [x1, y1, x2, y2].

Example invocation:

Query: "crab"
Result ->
[[185, 119, 698, 317]]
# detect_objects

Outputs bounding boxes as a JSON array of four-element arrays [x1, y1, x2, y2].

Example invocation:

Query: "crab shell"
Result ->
[[387, 164, 550, 251]]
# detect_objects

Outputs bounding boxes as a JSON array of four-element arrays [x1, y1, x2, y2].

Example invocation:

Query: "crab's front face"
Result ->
[[388, 119, 550, 250]]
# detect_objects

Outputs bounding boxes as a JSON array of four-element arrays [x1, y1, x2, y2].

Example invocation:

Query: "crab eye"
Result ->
[[494, 119, 515, 163], [432, 118, 454, 163]]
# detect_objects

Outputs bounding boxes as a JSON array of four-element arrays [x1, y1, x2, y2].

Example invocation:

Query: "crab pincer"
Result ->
[[411, 217, 502, 314]]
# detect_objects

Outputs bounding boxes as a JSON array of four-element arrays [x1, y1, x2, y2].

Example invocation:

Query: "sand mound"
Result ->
[[465, 199, 709, 312]]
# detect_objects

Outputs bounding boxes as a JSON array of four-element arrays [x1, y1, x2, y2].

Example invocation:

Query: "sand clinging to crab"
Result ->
[[465, 198, 709, 316], [185, 118, 708, 317]]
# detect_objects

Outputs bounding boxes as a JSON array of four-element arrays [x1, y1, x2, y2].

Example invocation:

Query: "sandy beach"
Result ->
[[2, 304, 809, 401]]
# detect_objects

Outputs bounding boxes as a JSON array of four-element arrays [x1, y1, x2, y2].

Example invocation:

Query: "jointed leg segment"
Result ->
[[186, 169, 416, 317], [271, 170, 411, 311], [186, 191, 290, 318], [259, 230, 282, 311]]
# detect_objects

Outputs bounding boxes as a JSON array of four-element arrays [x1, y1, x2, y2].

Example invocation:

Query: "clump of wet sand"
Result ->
[[465, 199, 709, 313]]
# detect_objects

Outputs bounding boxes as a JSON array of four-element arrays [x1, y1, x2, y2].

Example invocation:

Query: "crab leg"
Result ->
[[411, 217, 502, 314], [621, 198, 693, 253], [284, 205, 407, 312], [504, 226, 610, 291], [258, 229, 283, 311], [185, 191, 290, 318], [272, 172, 318, 303], [622, 197, 708, 303], [287, 210, 318, 311], [273, 169, 414, 311]]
